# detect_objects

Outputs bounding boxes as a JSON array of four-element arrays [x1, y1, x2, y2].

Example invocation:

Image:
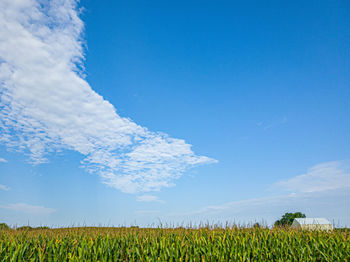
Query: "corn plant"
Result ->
[[0, 226, 349, 261]]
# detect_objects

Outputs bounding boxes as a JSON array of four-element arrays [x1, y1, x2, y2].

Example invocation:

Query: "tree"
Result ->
[[274, 212, 306, 227], [253, 223, 261, 229], [0, 223, 10, 230], [17, 226, 33, 231]]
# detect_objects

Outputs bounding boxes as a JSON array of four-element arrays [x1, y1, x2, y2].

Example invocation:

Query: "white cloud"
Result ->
[[0, 0, 216, 194], [0, 203, 56, 215], [168, 161, 350, 226], [136, 195, 164, 203], [257, 116, 288, 130], [0, 184, 10, 191], [0, 157, 7, 163], [172, 190, 350, 226], [274, 160, 350, 193]]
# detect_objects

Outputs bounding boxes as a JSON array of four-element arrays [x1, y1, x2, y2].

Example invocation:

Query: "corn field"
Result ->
[[1, 226, 349, 261]]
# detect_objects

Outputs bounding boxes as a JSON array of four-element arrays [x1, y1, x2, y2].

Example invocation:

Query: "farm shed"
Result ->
[[291, 218, 333, 231]]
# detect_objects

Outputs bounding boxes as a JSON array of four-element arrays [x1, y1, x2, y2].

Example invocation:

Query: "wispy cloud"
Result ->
[[256, 116, 288, 130], [0, 158, 7, 163], [0, 184, 10, 191], [274, 160, 350, 193], [171, 160, 350, 226], [0, 0, 216, 194], [0, 203, 56, 215], [136, 195, 164, 203], [174, 190, 350, 226]]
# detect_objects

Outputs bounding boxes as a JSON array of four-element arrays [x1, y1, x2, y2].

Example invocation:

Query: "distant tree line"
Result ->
[[0, 223, 50, 230]]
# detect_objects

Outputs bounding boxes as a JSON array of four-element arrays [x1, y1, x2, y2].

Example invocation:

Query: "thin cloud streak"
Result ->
[[0, 0, 216, 194], [274, 160, 350, 193], [167, 161, 350, 226], [0, 203, 56, 215], [0, 184, 10, 191], [176, 190, 350, 226], [136, 195, 164, 203], [0, 158, 7, 163], [256, 116, 288, 130]]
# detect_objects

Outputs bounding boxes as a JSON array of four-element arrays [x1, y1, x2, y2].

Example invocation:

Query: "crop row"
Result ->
[[0, 227, 349, 261]]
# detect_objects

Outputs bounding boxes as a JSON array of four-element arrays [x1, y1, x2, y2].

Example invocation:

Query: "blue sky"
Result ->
[[0, 0, 349, 227]]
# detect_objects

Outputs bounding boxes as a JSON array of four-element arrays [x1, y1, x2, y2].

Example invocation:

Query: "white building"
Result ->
[[291, 218, 333, 231]]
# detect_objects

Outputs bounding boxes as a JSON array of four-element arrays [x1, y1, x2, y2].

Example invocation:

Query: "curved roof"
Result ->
[[294, 218, 331, 225]]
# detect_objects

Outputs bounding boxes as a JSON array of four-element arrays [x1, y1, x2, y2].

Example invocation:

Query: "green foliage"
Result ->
[[0, 223, 10, 230], [253, 223, 261, 228], [35, 226, 50, 230], [14, 226, 50, 231], [16, 226, 33, 231], [0, 226, 349, 261], [275, 212, 306, 227]]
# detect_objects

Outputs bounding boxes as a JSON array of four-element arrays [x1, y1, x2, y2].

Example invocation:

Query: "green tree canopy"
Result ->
[[274, 212, 306, 227], [0, 223, 10, 230]]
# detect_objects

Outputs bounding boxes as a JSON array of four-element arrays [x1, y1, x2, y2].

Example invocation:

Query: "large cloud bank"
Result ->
[[0, 0, 216, 193]]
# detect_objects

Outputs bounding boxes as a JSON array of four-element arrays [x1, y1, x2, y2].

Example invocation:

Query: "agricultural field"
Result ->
[[0, 226, 349, 261]]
